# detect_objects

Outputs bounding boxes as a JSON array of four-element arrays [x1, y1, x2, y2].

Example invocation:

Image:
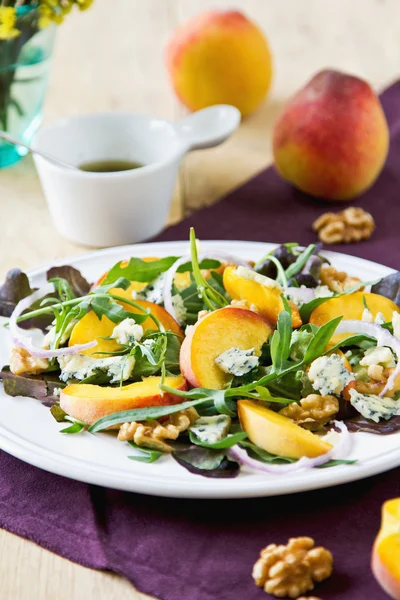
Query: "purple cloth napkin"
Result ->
[[1, 83, 400, 600]]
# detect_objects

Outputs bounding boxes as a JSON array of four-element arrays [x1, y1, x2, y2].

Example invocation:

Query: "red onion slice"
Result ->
[[163, 252, 252, 324], [228, 420, 351, 475], [9, 285, 97, 359], [335, 319, 400, 396]]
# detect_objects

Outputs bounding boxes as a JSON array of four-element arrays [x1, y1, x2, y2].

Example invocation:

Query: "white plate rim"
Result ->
[[0, 239, 398, 499]]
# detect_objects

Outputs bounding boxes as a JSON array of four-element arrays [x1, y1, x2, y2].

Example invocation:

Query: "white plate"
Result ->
[[0, 240, 398, 499]]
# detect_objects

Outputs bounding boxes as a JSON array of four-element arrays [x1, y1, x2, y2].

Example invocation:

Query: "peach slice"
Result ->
[[223, 266, 302, 328], [69, 311, 121, 357], [238, 399, 333, 459], [60, 375, 187, 425], [372, 498, 400, 599], [310, 292, 399, 329], [180, 307, 273, 389], [69, 301, 183, 358]]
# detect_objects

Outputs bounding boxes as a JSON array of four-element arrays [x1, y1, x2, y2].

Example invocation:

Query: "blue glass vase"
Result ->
[[0, 6, 56, 168]]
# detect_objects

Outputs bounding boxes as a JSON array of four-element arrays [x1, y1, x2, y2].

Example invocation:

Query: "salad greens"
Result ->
[[2, 226, 400, 480]]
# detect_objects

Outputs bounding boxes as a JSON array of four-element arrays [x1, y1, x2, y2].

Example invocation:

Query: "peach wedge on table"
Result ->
[[180, 306, 273, 389], [372, 498, 400, 599], [69, 300, 183, 357], [60, 375, 187, 425], [223, 266, 302, 327], [238, 399, 332, 459]]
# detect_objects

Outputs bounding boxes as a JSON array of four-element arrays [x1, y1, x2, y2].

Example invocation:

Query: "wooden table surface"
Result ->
[[1, 0, 400, 598]]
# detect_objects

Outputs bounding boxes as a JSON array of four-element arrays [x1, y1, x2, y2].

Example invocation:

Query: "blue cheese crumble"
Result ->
[[349, 389, 400, 423], [215, 347, 259, 377], [314, 285, 334, 298], [189, 415, 231, 444], [171, 294, 187, 324], [235, 266, 281, 290], [133, 273, 166, 305], [359, 346, 395, 368], [58, 354, 135, 383], [308, 354, 355, 396], [111, 319, 143, 345]]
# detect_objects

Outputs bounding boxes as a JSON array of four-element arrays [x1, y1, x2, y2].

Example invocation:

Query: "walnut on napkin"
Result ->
[[312, 206, 375, 244], [252, 536, 333, 598]]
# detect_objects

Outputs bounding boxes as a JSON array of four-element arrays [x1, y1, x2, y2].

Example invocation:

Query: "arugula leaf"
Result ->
[[231, 317, 343, 395], [316, 459, 357, 468], [189, 228, 229, 311], [127, 441, 163, 463], [303, 316, 342, 363], [289, 329, 313, 361], [88, 397, 208, 433], [270, 304, 292, 372], [90, 296, 148, 325], [50, 405, 68, 422], [60, 421, 84, 434], [91, 277, 131, 293], [322, 334, 376, 355], [189, 430, 247, 449], [132, 332, 181, 378], [240, 440, 295, 463], [101, 257, 179, 286], [176, 259, 221, 273], [285, 244, 316, 279]]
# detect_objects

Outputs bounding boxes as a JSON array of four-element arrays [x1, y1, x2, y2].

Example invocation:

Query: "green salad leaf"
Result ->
[[100, 256, 179, 286], [88, 398, 208, 433], [285, 244, 316, 280], [270, 300, 292, 372], [189, 227, 229, 311], [127, 442, 163, 463], [176, 258, 221, 273], [189, 430, 248, 449], [90, 295, 149, 325]]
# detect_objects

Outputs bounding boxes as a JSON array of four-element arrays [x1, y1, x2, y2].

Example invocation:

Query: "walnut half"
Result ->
[[279, 394, 339, 430], [319, 265, 362, 293], [313, 206, 375, 244], [9, 346, 49, 376], [253, 537, 333, 599], [118, 407, 199, 453]]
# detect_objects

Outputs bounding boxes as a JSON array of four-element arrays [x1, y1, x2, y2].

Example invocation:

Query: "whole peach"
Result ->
[[273, 70, 389, 201], [166, 10, 273, 117]]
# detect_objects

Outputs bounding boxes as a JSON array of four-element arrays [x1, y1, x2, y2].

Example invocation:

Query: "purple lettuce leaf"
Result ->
[[0, 366, 64, 406], [345, 414, 400, 434]]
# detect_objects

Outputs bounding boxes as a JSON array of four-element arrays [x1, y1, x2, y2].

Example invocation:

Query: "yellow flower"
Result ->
[[39, 3, 64, 28], [76, 0, 93, 11], [61, 1, 74, 15], [0, 7, 20, 40]]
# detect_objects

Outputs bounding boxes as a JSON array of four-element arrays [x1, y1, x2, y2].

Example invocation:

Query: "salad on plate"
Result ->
[[1, 228, 400, 479]]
